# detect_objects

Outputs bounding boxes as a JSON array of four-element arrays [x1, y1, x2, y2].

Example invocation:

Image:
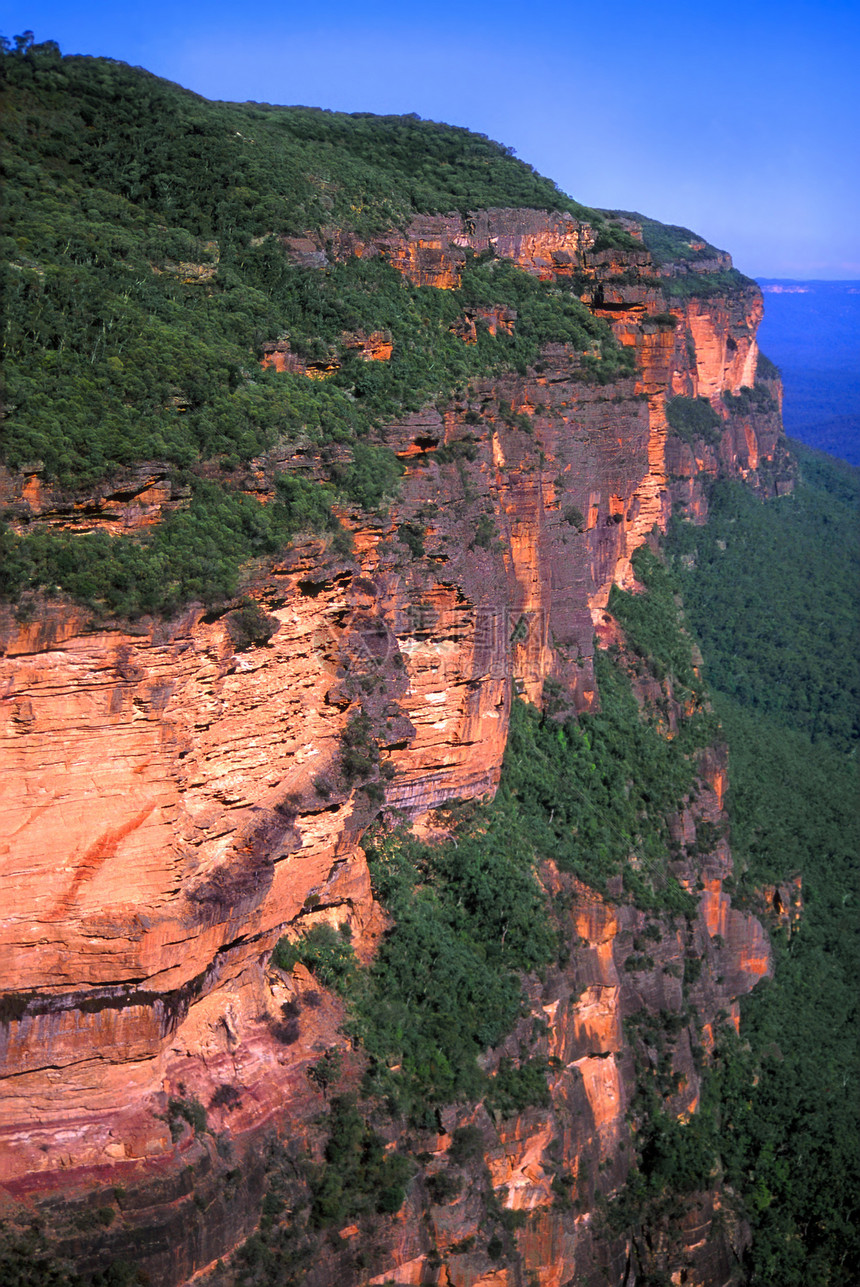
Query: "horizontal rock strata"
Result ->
[[0, 208, 787, 1285]]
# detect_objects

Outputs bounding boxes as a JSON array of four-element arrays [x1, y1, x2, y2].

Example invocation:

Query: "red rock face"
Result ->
[[0, 208, 782, 1285], [761, 875, 803, 933], [328, 208, 602, 289], [0, 464, 190, 534], [451, 305, 517, 344], [681, 293, 761, 401], [342, 329, 394, 361], [260, 330, 393, 375]]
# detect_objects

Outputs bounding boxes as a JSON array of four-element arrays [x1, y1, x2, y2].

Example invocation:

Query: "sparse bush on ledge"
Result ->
[[272, 923, 357, 996], [166, 1096, 207, 1139], [665, 395, 723, 448]]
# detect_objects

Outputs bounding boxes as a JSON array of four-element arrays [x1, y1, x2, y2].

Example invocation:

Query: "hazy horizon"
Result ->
[[754, 279, 860, 465]]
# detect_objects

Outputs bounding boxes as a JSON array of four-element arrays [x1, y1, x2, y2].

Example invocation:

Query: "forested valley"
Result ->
[[664, 445, 860, 1284]]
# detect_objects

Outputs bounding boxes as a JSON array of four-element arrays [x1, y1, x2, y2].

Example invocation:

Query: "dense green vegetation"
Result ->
[[1, 37, 633, 620], [506, 656, 701, 912], [665, 394, 724, 447], [636, 219, 725, 268], [306, 1095, 414, 1226], [271, 923, 358, 994], [605, 211, 754, 298], [723, 379, 778, 417], [663, 444, 860, 1285], [668, 443, 860, 752], [0, 476, 352, 618], [1, 37, 593, 245], [609, 544, 701, 690], [0, 1219, 143, 1287], [274, 807, 556, 1123], [658, 269, 753, 301], [592, 460, 859, 1284]]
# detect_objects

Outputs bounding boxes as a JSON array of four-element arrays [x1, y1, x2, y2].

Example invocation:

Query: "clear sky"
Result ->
[[3, 0, 859, 278]]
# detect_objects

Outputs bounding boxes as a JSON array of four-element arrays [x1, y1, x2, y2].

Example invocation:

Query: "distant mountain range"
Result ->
[[756, 279, 860, 465]]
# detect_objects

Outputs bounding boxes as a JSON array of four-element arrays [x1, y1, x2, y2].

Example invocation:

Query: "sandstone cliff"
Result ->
[[0, 205, 788, 1286]]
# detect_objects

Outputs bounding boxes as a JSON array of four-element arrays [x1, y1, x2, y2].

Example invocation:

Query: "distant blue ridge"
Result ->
[[756, 280, 860, 466]]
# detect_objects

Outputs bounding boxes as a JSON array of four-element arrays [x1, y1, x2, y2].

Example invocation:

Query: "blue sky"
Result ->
[[3, 0, 859, 278]]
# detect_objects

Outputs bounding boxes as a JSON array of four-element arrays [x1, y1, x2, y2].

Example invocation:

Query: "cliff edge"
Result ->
[[0, 45, 793, 1287]]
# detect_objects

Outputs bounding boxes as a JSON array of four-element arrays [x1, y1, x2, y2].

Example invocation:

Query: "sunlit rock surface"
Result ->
[[0, 208, 787, 1285]]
